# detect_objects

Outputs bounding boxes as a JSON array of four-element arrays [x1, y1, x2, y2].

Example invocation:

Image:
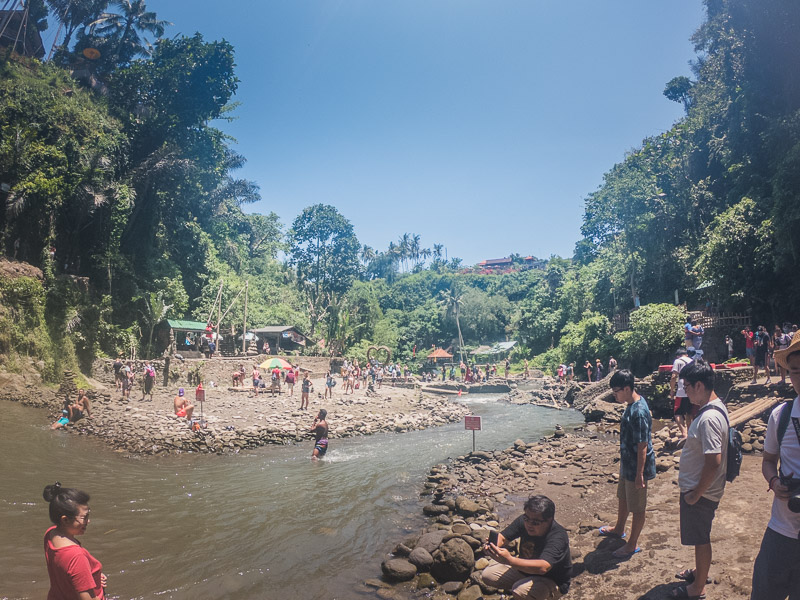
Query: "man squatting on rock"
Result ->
[[750, 333, 800, 600], [481, 494, 572, 600], [598, 369, 656, 558], [673, 359, 728, 600]]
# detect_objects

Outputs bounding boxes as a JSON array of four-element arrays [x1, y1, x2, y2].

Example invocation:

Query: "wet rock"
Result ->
[[424, 504, 451, 516], [457, 585, 483, 600], [431, 537, 475, 582], [441, 581, 464, 594], [417, 572, 437, 589], [409, 547, 434, 570], [381, 557, 417, 582]]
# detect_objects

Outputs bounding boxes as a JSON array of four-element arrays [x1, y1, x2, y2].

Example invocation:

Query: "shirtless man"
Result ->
[[73, 389, 91, 419], [173, 388, 194, 420]]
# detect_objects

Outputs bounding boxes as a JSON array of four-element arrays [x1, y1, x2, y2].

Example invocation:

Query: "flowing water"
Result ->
[[1, 396, 583, 600]]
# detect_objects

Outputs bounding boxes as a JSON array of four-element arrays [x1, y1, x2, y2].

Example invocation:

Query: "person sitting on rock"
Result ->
[[72, 390, 91, 420], [482, 494, 573, 599], [173, 388, 194, 420]]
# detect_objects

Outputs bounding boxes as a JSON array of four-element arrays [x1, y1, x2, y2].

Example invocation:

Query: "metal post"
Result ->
[[472, 429, 476, 453]]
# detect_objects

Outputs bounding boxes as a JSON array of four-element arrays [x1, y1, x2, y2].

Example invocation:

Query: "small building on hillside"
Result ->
[[0, 10, 45, 58], [426, 347, 453, 365], [477, 257, 513, 270], [250, 326, 308, 354], [522, 256, 547, 270]]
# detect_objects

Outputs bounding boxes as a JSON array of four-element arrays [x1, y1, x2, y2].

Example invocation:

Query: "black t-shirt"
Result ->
[[501, 516, 572, 591], [113, 360, 123, 374]]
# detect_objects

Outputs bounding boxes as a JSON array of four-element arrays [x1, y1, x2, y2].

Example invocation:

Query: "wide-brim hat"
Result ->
[[775, 334, 800, 370]]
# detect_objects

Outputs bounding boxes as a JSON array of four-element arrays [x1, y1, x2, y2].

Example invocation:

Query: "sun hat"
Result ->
[[775, 334, 800, 370], [178, 388, 185, 396]]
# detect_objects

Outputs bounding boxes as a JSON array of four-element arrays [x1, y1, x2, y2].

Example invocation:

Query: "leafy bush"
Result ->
[[615, 303, 685, 373]]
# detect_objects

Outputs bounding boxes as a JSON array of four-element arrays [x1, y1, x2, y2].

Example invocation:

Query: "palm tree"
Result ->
[[398, 233, 411, 273], [439, 285, 465, 363], [88, 0, 170, 66], [46, 0, 108, 53]]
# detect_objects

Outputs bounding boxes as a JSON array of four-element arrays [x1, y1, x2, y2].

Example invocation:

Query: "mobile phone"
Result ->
[[488, 530, 499, 546]]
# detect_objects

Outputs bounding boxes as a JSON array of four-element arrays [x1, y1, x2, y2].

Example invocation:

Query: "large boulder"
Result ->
[[381, 558, 417, 582], [431, 537, 475, 582]]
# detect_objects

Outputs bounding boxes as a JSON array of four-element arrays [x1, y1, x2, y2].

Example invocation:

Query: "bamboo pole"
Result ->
[[242, 280, 248, 354]]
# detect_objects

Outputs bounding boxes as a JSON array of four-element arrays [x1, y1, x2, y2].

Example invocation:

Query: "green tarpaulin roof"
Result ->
[[166, 319, 209, 331]]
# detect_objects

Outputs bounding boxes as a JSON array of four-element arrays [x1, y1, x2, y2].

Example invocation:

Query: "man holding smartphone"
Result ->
[[481, 495, 572, 599]]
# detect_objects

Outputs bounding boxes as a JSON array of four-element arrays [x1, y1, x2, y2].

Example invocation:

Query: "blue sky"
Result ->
[[145, 0, 704, 265]]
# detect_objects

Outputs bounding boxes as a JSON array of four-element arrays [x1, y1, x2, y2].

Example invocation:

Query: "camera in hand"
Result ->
[[779, 473, 800, 513], [488, 530, 499, 546]]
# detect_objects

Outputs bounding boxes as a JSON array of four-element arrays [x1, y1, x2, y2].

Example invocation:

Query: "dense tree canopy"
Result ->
[[1, 0, 798, 379]]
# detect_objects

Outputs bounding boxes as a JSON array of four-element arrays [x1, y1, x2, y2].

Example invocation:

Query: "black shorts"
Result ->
[[755, 352, 767, 367], [680, 492, 719, 546], [674, 397, 692, 416]]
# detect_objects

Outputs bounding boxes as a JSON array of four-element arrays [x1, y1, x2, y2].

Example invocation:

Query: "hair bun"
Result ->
[[42, 481, 62, 502]]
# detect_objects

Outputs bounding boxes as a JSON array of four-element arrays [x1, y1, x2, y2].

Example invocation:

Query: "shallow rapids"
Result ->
[[1, 395, 583, 599]]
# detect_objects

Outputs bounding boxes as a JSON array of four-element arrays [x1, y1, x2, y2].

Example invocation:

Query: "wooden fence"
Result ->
[[612, 309, 750, 333]]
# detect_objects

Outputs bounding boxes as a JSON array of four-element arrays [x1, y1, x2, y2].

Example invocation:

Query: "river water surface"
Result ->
[[1, 396, 583, 600]]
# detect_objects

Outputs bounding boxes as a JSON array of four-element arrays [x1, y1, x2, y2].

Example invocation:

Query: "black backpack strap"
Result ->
[[698, 403, 729, 426]]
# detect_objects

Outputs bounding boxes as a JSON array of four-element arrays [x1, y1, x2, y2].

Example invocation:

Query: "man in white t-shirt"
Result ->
[[674, 359, 728, 599], [670, 348, 695, 439], [750, 335, 800, 600]]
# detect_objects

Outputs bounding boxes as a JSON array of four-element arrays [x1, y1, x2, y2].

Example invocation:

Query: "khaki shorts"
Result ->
[[617, 476, 648, 513]]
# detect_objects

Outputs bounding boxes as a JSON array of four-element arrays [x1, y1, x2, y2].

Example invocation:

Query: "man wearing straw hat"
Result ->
[[750, 333, 800, 600]]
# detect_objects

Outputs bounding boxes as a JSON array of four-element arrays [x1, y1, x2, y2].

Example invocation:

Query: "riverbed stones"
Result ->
[[381, 558, 417, 582], [431, 537, 475, 582]]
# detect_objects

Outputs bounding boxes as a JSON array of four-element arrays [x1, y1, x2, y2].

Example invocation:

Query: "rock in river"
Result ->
[[409, 547, 434, 570], [431, 537, 475, 582], [381, 558, 417, 582]]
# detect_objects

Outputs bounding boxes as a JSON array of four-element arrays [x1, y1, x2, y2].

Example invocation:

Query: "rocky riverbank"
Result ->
[[14, 362, 472, 456], [366, 419, 778, 600]]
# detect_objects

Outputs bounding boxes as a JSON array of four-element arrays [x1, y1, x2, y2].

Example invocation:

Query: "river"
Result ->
[[1, 395, 584, 600]]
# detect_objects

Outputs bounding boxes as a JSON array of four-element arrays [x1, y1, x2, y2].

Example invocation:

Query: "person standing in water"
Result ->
[[311, 409, 329, 460]]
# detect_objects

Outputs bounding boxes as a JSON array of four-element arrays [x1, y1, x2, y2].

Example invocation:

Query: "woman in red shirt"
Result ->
[[42, 482, 106, 600]]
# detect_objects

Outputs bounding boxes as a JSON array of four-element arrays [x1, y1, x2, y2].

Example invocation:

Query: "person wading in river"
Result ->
[[311, 409, 329, 460]]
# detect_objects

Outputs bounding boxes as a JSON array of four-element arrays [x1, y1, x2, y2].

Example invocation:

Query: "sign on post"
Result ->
[[465, 416, 482, 453], [464, 416, 482, 430]]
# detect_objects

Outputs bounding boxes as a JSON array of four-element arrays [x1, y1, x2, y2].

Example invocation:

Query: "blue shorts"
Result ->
[[314, 439, 328, 456], [57, 417, 69, 426], [746, 347, 755, 358]]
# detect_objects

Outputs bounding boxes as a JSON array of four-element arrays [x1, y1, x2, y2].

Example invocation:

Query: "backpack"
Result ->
[[701, 404, 743, 482]]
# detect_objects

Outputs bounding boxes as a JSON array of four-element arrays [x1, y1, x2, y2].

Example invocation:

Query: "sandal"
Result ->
[[669, 584, 706, 599], [598, 526, 626, 539], [675, 569, 711, 584]]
